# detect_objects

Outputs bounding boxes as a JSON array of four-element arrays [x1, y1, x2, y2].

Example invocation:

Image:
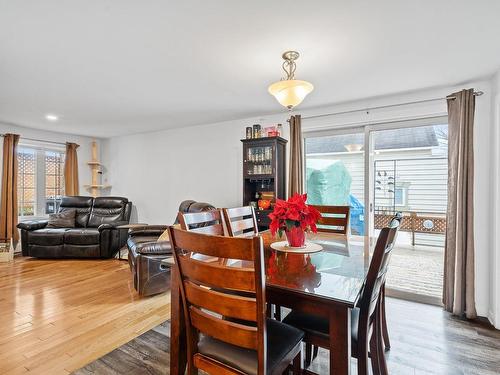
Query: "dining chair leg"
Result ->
[[381, 283, 391, 351], [292, 351, 302, 375], [376, 303, 389, 375], [304, 343, 312, 367], [275, 304, 282, 321], [369, 326, 381, 375], [357, 337, 370, 375], [312, 346, 319, 360]]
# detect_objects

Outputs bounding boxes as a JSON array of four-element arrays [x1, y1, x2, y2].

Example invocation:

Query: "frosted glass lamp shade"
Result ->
[[268, 79, 314, 110]]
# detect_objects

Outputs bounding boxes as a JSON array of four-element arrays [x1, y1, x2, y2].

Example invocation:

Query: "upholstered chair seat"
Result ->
[[197, 318, 303, 375]]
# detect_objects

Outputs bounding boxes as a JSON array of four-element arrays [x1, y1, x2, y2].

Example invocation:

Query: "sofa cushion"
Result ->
[[64, 244, 100, 257], [29, 245, 64, 258], [28, 228, 67, 246], [64, 228, 100, 245], [47, 209, 76, 228], [88, 197, 128, 227], [59, 196, 93, 227]]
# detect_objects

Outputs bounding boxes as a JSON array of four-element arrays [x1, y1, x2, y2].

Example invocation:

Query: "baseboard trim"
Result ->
[[385, 288, 443, 306], [488, 309, 498, 329]]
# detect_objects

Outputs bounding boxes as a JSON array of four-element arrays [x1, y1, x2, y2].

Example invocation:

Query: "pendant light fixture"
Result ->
[[268, 51, 314, 110]]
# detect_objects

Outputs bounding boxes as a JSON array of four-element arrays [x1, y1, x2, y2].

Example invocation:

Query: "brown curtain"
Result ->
[[0, 133, 20, 244], [288, 114, 304, 197], [443, 89, 476, 319], [64, 142, 80, 196]]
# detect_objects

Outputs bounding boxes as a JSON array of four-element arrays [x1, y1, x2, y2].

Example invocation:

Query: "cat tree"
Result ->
[[84, 141, 110, 197]]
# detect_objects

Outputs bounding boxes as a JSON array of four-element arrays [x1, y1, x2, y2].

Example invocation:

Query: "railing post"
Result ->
[[411, 212, 416, 247]]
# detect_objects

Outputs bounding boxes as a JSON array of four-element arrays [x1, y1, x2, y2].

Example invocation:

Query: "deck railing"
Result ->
[[374, 209, 446, 246]]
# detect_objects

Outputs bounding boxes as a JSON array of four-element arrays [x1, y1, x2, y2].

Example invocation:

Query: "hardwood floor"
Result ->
[[3, 256, 500, 374], [77, 301, 500, 375], [0, 257, 170, 375]]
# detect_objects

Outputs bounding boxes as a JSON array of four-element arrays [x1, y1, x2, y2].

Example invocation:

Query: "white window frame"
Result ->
[[17, 141, 65, 221]]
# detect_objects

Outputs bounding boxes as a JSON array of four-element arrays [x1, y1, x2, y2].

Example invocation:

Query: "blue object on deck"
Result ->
[[349, 194, 365, 235]]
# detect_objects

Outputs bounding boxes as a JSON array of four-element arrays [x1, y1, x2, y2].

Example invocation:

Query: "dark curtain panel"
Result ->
[[288, 114, 304, 197], [444, 89, 477, 319], [0, 133, 20, 244], [64, 142, 80, 196]]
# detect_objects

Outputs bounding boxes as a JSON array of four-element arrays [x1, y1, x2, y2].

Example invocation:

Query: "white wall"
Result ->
[[101, 115, 291, 224], [0, 122, 102, 198], [490, 71, 500, 328], [103, 79, 495, 322]]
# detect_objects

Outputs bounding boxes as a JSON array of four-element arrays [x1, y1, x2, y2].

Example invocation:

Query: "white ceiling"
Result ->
[[1, 0, 499, 138]]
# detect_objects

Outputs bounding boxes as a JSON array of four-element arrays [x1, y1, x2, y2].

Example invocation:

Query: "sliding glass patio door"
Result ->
[[304, 116, 448, 305], [366, 117, 448, 304]]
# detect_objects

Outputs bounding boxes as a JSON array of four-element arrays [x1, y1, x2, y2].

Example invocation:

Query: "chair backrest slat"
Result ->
[[184, 281, 257, 321], [172, 228, 255, 260], [223, 206, 258, 237], [309, 205, 351, 234], [189, 306, 258, 350], [178, 210, 225, 236], [177, 255, 255, 292]]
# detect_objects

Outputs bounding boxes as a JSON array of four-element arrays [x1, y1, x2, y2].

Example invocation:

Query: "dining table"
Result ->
[[167, 230, 374, 375]]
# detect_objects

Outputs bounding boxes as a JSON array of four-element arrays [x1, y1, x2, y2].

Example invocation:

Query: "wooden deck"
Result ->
[[386, 245, 444, 301], [0, 257, 170, 375]]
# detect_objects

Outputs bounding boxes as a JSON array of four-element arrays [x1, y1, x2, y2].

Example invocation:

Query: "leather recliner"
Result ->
[[17, 196, 132, 258], [127, 200, 215, 296]]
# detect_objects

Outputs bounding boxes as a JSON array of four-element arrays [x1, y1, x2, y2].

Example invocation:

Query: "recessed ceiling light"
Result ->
[[45, 114, 59, 122]]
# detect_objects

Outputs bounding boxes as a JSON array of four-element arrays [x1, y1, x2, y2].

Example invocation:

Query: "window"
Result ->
[[18, 148, 37, 216], [394, 187, 407, 206], [17, 145, 65, 218], [45, 151, 65, 214]]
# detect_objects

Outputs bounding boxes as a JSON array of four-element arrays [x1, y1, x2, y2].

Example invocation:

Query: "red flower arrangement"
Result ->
[[268, 193, 322, 247]]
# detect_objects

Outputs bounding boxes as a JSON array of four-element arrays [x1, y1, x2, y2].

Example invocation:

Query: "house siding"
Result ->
[[306, 148, 447, 247]]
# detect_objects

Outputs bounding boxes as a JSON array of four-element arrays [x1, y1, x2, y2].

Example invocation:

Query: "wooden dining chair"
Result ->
[[177, 209, 226, 235], [309, 205, 351, 234], [168, 226, 304, 375], [222, 206, 258, 237], [380, 211, 403, 351], [282, 219, 401, 375]]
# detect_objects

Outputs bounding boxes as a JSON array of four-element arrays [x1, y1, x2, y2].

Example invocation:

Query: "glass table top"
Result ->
[[163, 231, 375, 307], [260, 231, 372, 307]]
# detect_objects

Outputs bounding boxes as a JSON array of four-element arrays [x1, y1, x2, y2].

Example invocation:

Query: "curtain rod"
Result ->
[[0, 134, 66, 146], [300, 90, 484, 121]]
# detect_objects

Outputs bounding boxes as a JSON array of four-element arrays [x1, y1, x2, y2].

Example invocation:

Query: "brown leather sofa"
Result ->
[[127, 200, 215, 296], [17, 196, 132, 258]]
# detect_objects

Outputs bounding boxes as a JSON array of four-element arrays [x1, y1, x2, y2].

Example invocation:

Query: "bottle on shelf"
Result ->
[[276, 124, 283, 137]]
